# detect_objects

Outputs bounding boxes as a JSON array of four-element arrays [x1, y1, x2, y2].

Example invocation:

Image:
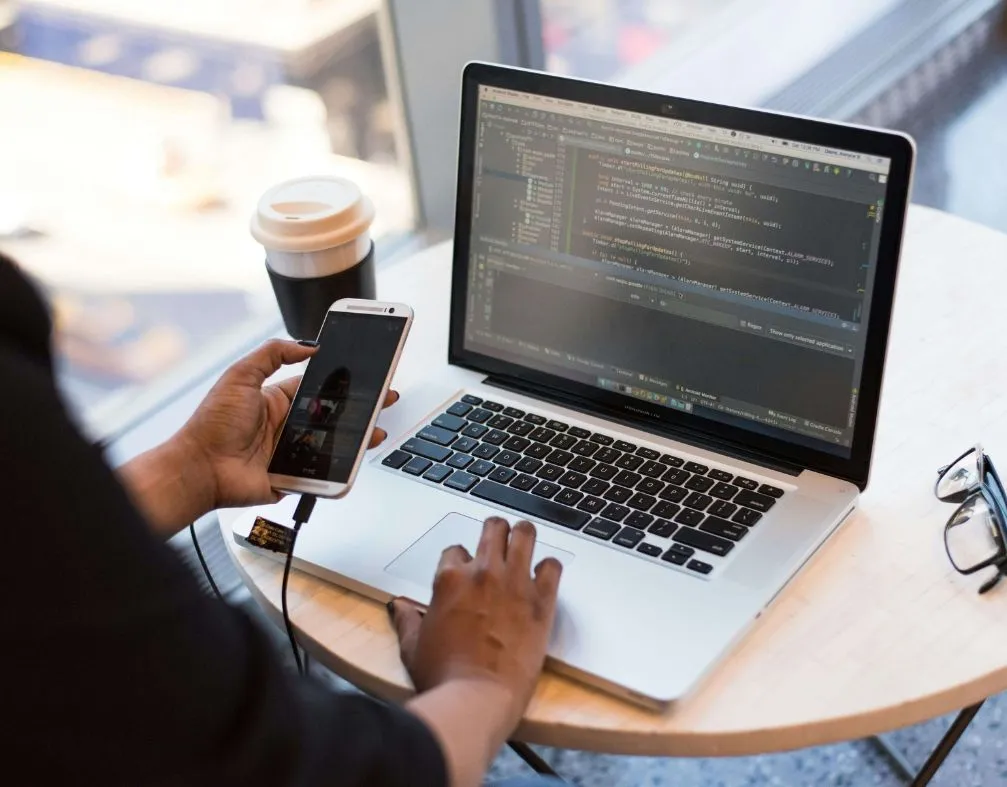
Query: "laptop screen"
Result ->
[[461, 84, 893, 458]]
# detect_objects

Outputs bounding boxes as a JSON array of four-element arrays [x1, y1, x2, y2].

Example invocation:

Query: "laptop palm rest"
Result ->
[[385, 513, 575, 597]]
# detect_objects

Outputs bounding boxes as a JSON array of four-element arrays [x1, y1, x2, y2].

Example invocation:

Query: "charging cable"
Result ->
[[283, 494, 317, 676]]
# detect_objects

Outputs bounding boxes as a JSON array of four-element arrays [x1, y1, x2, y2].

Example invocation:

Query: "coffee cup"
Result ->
[[251, 175, 377, 340]]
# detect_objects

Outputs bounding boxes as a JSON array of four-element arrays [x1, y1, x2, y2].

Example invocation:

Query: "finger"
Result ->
[[227, 340, 316, 387], [388, 598, 424, 668], [506, 520, 537, 581], [274, 375, 302, 403], [383, 389, 400, 408], [534, 557, 563, 604], [368, 427, 388, 449], [475, 516, 510, 569], [435, 544, 472, 576]]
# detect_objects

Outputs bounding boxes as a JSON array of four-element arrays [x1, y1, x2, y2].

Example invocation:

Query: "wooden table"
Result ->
[[219, 204, 1007, 778]]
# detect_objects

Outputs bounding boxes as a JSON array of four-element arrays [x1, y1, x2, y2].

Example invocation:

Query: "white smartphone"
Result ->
[[267, 298, 413, 499]]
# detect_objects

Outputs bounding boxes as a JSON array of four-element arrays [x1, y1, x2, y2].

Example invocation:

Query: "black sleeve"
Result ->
[[0, 256, 447, 787]]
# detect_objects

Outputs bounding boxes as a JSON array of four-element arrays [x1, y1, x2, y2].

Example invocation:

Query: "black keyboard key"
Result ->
[[401, 438, 452, 463], [615, 454, 644, 471], [649, 519, 677, 538], [601, 503, 630, 522], [471, 480, 590, 530], [674, 508, 705, 527], [572, 440, 599, 457], [550, 434, 578, 451], [472, 443, 500, 460], [733, 508, 763, 526], [447, 453, 475, 470], [417, 426, 458, 447], [568, 426, 591, 439], [433, 413, 467, 432], [659, 485, 688, 503], [467, 408, 492, 423], [674, 527, 734, 557], [651, 501, 680, 520], [636, 477, 664, 496], [487, 415, 514, 429], [734, 477, 759, 491], [511, 474, 538, 491], [685, 475, 715, 493], [568, 456, 596, 474], [662, 467, 690, 485], [508, 421, 534, 437], [707, 469, 733, 482], [660, 454, 685, 467], [589, 464, 618, 481], [462, 423, 489, 439], [683, 492, 713, 511], [532, 481, 561, 499], [708, 500, 738, 519], [503, 406, 525, 418], [661, 548, 689, 565], [447, 402, 473, 417], [589, 433, 614, 445], [709, 482, 738, 500], [489, 466, 517, 484], [503, 436, 531, 452], [529, 427, 557, 443], [612, 470, 642, 488], [545, 449, 574, 467], [594, 447, 621, 465], [581, 479, 610, 496], [635, 447, 660, 460], [524, 413, 547, 425], [536, 464, 564, 482], [577, 496, 606, 515], [685, 461, 709, 474], [670, 543, 694, 558], [625, 511, 654, 530], [603, 486, 632, 504], [482, 400, 504, 412], [515, 457, 543, 474], [469, 460, 495, 477], [614, 440, 637, 453], [638, 543, 663, 557], [546, 420, 569, 432], [495, 450, 522, 467], [701, 516, 748, 542], [584, 519, 620, 540], [484, 430, 508, 446], [613, 527, 646, 548], [735, 490, 777, 513], [639, 460, 665, 478], [525, 443, 552, 460], [559, 471, 587, 489], [382, 450, 410, 469], [627, 493, 657, 512], [423, 465, 453, 483], [453, 436, 479, 453], [461, 394, 483, 405], [403, 456, 432, 476], [555, 488, 584, 507], [759, 484, 785, 499], [688, 559, 713, 575]]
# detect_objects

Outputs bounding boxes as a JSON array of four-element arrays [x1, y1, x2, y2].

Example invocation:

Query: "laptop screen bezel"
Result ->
[[448, 62, 914, 490]]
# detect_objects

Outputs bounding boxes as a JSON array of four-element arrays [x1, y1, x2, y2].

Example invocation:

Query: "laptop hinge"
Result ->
[[483, 374, 803, 477]]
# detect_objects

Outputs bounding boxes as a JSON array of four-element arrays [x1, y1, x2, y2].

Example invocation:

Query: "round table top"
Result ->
[[220, 204, 1007, 757]]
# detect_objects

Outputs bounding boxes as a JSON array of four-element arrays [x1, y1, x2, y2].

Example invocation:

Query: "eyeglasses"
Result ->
[[935, 445, 1007, 594]]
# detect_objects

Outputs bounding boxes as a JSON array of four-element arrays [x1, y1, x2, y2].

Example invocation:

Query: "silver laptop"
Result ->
[[233, 63, 914, 710]]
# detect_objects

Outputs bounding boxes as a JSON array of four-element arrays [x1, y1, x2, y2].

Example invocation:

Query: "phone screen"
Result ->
[[269, 311, 407, 484]]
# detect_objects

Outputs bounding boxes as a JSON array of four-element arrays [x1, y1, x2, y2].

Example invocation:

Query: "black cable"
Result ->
[[189, 522, 223, 601], [283, 494, 317, 676]]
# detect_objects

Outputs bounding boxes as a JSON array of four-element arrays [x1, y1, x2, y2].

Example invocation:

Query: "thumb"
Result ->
[[388, 598, 424, 667]]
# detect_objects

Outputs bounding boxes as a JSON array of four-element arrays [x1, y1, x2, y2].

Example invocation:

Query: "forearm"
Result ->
[[118, 434, 215, 538], [406, 679, 515, 787]]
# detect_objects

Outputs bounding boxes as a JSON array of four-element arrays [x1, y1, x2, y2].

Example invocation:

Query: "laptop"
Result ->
[[233, 62, 914, 709]]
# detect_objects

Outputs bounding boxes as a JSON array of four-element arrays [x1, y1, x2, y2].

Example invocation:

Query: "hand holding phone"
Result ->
[[268, 299, 413, 498]]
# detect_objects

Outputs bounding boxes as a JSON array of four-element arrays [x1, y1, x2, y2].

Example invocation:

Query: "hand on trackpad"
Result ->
[[385, 513, 574, 591]]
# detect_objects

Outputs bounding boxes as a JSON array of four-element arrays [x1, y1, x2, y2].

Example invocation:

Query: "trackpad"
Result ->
[[385, 513, 575, 595]]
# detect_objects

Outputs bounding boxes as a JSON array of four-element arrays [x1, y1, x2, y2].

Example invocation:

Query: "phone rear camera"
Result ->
[[388, 307, 395, 314]]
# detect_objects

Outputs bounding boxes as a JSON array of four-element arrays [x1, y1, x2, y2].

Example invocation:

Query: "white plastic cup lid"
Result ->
[[250, 176, 375, 253]]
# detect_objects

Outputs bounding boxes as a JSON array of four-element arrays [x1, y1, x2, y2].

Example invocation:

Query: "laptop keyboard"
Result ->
[[380, 394, 786, 578]]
